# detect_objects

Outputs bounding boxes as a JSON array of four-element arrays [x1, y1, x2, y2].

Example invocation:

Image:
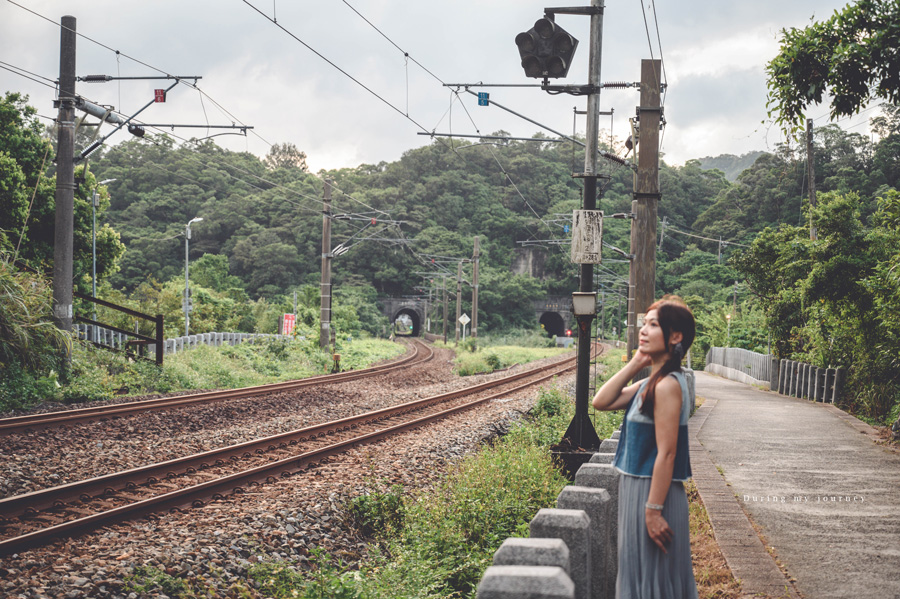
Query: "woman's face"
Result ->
[[638, 309, 667, 356]]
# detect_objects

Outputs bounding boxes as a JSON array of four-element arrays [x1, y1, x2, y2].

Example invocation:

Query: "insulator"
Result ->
[[82, 74, 112, 83], [601, 81, 632, 88]]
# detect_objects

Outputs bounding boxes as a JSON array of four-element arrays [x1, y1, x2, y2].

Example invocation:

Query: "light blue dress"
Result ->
[[615, 372, 698, 599]]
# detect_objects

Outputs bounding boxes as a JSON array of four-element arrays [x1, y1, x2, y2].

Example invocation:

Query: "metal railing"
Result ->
[[75, 326, 293, 358], [705, 347, 772, 383]]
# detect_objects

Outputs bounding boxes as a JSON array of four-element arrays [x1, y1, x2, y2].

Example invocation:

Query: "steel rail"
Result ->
[[0, 340, 432, 434], [0, 348, 575, 519], [0, 346, 598, 555]]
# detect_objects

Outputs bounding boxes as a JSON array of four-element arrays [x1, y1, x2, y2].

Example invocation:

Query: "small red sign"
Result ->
[[154, 89, 166, 103], [282, 313, 296, 336]]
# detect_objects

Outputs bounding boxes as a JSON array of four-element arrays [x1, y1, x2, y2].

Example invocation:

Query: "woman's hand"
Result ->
[[630, 348, 652, 371], [645, 509, 673, 553]]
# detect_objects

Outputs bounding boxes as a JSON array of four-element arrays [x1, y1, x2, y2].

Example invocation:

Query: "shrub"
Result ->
[[346, 485, 405, 538]]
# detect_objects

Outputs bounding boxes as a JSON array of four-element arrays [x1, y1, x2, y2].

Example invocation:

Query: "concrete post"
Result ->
[[589, 453, 615, 464], [813, 368, 823, 401], [799, 363, 808, 398], [477, 566, 574, 599], [573, 463, 619, 580], [598, 438, 618, 453], [770, 356, 780, 391], [557, 486, 614, 599], [824, 368, 835, 404], [832, 367, 846, 404], [530, 509, 591, 599], [807, 365, 816, 400], [785, 361, 793, 396], [493, 538, 570, 574]]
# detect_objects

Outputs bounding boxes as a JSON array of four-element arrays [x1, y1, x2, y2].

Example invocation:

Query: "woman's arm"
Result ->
[[591, 349, 652, 411], [644, 375, 683, 553]]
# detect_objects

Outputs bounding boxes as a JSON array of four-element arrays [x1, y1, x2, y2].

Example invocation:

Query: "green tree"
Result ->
[[0, 93, 54, 263], [766, 0, 900, 134]]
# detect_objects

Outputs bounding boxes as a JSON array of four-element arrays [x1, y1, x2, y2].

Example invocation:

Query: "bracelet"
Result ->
[[645, 502, 664, 511]]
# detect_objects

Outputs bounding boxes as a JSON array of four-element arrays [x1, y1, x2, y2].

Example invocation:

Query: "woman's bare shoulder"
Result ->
[[656, 375, 682, 401]]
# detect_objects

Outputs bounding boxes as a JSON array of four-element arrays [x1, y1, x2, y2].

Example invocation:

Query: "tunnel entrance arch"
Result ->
[[392, 308, 422, 337], [539, 311, 566, 337]]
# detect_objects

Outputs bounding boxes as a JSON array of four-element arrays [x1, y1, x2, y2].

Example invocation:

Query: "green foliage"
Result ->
[[766, 0, 900, 134], [346, 484, 405, 538], [732, 190, 900, 422], [125, 565, 190, 598], [453, 344, 567, 377], [0, 255, 70, 411]]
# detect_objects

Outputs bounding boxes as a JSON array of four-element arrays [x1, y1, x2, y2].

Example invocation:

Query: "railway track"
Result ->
[[0, 338, 433, 435], [0, 347, 593, 556]]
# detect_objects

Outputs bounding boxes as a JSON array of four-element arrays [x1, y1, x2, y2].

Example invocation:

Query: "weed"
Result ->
[[125, 565, 190, 597], [346, 485, 405, 538]]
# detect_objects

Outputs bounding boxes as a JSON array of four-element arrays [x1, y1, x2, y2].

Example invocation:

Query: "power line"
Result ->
[[241, 0, 435, 136], [666, 225, 750, 248], [339, 0, 444, 86], [0, 60, 58, 88]]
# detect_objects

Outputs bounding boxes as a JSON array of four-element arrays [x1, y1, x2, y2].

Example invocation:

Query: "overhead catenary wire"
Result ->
[[0, 60, 58, 89]]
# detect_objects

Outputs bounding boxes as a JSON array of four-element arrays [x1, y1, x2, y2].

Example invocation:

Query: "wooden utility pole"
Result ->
[[471, 236, 479, 339], [627, 59, 662, 355], [53, 15, 77, 335], [455, 261, 462, 344], [319, 178, 333, 349], [807, 118, 817, 240]]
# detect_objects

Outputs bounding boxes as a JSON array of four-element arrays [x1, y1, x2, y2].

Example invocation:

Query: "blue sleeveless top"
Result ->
[[612, 370, 692, 482]]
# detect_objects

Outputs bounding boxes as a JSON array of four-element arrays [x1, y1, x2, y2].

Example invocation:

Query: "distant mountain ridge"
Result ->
[[697, 151, 765, 181]]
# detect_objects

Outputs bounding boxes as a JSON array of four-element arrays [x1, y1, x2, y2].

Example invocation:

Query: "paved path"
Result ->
[[690, 371, 900, 599]]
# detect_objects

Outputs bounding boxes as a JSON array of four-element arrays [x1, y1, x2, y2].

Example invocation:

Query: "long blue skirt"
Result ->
[[617, 474, 698, 599]]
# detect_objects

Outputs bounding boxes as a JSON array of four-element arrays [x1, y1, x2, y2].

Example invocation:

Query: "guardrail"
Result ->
[[704, 347, 845, 404], [705, 347, 772, 384], [75, 326, 292, 359]]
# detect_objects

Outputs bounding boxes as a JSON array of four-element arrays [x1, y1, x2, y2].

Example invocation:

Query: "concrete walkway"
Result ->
[[690, 371, 900, 599]]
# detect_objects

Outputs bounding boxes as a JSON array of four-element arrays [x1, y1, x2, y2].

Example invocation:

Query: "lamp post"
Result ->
[[91, 179, 115, 342], [564, 291, 602, 450], [726, 313, 731, 347], [184, 217, 203, 336]]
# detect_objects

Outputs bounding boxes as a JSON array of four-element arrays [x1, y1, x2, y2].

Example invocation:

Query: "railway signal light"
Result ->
[[514, 17, 578, 79]]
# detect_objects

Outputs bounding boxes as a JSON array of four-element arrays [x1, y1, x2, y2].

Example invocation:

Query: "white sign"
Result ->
[[570, 210, 603, 264], [458, 313, 470, 326]]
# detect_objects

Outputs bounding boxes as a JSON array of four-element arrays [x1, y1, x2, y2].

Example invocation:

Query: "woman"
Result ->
[[592, 296, 698, 599]]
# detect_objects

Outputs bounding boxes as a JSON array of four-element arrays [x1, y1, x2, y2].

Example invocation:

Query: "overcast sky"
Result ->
[[1, 0, 873, 173]]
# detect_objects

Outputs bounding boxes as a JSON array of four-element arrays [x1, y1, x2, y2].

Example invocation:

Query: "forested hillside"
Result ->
[[3, 91, 900, 423]]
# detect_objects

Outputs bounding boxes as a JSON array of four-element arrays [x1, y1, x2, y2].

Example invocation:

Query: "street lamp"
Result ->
[[91, 178, 115, 342], [563, 291, 601, 451], [726, 313, 731, 347], [184, 217, 203, 336]]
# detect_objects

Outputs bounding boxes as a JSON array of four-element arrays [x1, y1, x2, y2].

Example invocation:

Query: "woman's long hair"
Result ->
[[639, 296, 696, 417]]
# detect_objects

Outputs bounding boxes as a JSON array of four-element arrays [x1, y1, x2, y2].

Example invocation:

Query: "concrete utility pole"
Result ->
[[319, 178, 333, 349], [627, 59, 662, 356], [471, 236, 479, 339], [53, 15, 77, 337], [563, 0, 604, 452], [442, 275, 449, 343], [807, 118, 817, 241], [184, 217, 203, 336], [658, 215, 668, 251], [455, 261, 462, 344]]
